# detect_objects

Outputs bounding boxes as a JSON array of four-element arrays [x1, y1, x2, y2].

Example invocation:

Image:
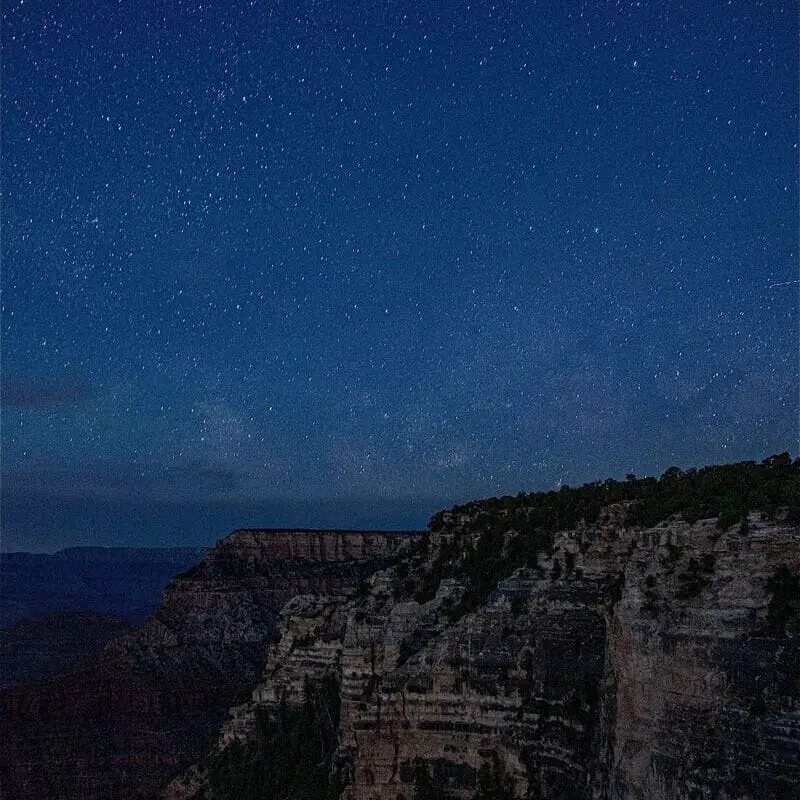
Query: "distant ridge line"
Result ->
[[225, 527, 427, 536]]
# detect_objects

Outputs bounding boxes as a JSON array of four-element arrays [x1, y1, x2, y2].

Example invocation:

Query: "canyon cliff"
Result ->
[[2, 456, 798, 800], [167, 456, 800, 800], [0, 529, 421, 800]]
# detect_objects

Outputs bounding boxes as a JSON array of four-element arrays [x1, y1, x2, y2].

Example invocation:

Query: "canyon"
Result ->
[[172, 511, 799, 799], [0, 529, 421, 799], [2, 457, 798, 799]]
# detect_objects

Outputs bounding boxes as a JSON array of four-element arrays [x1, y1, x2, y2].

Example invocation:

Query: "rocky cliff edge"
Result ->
[[0, 529, 422, 800], [169, 457, 800, 800]]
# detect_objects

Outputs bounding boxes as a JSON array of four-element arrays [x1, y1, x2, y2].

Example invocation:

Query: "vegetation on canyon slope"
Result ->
[[432, 452, 798, 535], [412, 453, 798, 620], [190, 453, 799, 799], [201, 675, 342, 800]]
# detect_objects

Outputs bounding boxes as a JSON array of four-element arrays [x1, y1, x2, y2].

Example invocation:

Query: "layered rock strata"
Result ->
[[0, 529, 422, 800], [179, 510, 799, 800]]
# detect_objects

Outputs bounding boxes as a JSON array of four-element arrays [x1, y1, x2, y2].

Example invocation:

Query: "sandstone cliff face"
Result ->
[[5, 461, 798, 800], [0, 529, 421, 800], [607, 519, 800, 799], [181, 508, 799, 800]]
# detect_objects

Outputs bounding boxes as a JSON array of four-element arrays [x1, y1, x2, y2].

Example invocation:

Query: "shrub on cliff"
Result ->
[[473, 752, 514, 800], [415, 455, 797, 625], [202, 674, 342, 799], [410, 759, 454, 800], [767, 565, 800, 632]]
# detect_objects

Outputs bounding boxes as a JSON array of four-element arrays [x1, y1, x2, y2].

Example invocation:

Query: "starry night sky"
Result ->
[[2, 1, 797, 551]]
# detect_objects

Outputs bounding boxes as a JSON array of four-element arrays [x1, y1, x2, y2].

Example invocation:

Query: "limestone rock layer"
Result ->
[[4, 461, 799, 800], [0, 529, 422, 800], [177, 508, 799, 800]]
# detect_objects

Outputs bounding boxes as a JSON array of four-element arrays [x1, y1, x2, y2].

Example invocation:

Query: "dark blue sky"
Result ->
[[2, 0, 797, 551]]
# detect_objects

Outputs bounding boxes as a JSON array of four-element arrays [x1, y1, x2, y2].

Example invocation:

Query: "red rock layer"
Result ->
[[0, 529, 422, 800]]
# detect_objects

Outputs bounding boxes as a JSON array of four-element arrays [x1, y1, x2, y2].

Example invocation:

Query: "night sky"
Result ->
[[2, 1, 797, 552]]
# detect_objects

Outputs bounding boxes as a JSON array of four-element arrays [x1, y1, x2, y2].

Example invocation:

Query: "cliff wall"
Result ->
[[343, 512, 799, 799], [178, 504, 799, 800], [5, 458, 798, 799], [0, 529, 422, 800]]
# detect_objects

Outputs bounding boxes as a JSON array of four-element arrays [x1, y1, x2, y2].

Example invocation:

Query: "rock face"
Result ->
[[0, 529, 422, 800], [175, 505, 799, 800], [341, 512, 799, 800], [5, 459, 799, 800]]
